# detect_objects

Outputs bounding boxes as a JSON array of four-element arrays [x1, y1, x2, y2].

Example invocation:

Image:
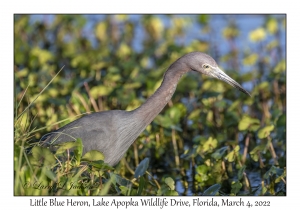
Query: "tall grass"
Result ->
[[14, 67, 174, 196]]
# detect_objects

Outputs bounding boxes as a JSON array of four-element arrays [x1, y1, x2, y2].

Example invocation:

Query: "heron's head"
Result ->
[[183, 52, 251, 96]]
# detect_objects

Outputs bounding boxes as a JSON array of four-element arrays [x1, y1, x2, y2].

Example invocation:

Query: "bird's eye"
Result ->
[[202, 64, 210, 69]]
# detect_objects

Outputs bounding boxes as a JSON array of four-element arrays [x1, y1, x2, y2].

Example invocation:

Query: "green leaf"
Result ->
[[15, 68, 28, 78], [243, 54, 258, 66], [267, 18, 278, 34], [120, 186, 129, 195], [167, 106, 181, 123], [261, 186, 268, 195], [195, 173, 209, 182], [99, 176, 114, 196], [249, 145, 267, 162], [110, 172, 131, 186], [276, 114, 286, 126], [202, 137, 218, 152], [89, 160, 114, 170], [225, 151, 235, 162], [195, 165, 209, 182], [196, 165, 209, 174], [74, 138, 83, 165], [32, 146, 56, 166], [223, 26, 239, 39], [31, 47, 54, 64], [137, 176, 145, 195], [56, 141, 79, 155], [166, 103, 186, 124], [273, 60, 286, 74], [157, 185, 169, 196], [180, 147, 198, 160], [170, 125, 183, 132], [275, 168, 286, 183], [211, 146, 228, 160], [197, 14, 210, 25], [238, 115, 260, 131], [258, 125, 274, 139], [234, 145, 240, 152], [164, 190, 179, 196], [117, 43, 131, 58], [165, 177, 175, 190], [42, 167, 57, 181], [154, 115, 173, 128], [225, 145, 240, 162], [90, 85, 114, 98], [203, 183, 221, 195], [263, 166, 284, 179], [73, 166, 88, 179], [188, 109, 201, 120], [134, 158, 149, 178], [82, 150, 105, 161], [249, 27, 266, 42], [238, 165, 246, 180], [95, 22, 108, 41], [231, 181, 243, 194]]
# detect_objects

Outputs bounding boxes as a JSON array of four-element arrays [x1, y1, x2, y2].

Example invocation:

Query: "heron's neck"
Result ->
[[133, 62, 190, 126]]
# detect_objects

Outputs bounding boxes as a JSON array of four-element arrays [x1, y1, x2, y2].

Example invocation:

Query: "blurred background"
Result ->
[[14, 14, 286, 196]]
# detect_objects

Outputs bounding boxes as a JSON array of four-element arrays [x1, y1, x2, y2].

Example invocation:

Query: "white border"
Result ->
[[2, 0, 297, 209]]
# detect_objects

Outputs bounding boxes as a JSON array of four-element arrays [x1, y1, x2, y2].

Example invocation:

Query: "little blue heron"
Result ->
[[42, 52, 250, 166]]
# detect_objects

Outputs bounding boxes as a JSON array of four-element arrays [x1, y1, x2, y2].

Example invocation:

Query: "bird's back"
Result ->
[[41, 110, 143, 166]]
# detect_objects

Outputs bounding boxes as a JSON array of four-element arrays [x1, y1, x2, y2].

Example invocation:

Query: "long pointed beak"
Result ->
[[209, 67, 251, 96]]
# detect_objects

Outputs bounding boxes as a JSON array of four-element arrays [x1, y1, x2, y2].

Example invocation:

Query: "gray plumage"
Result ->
[[42, 52, 250, 166]]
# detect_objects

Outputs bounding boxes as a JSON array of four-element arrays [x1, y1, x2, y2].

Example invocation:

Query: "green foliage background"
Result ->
[[14, 14, 286, 196]]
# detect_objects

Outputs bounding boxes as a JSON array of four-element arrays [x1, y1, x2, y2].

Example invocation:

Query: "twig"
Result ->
[[54, 155, 63, 169], [155, 133, 160, 147], [98, 97, 103, 111], [268, 136, 279, 165], [123, 159, 135, 175], [146, 171, 160, 189], [171, 129, 180, 168], [222, 160, 226, 173], [70, 103, 81, 115], [74, 91, 90, 113], [23, 147, 38, 182], [243, 172, 251, 191], [67, 149, 70, 173], [242, 134, 250, 164], [66, 104, 76, 118], [16, 66, 64, 121], [84, 82, 99, 112], [16, 84, 29, 118], [258, 152, 265, 168], [133, 142, 139, 167]]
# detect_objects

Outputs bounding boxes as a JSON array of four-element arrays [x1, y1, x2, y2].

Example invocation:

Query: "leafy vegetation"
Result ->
[[14, 14, 286, 196]]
